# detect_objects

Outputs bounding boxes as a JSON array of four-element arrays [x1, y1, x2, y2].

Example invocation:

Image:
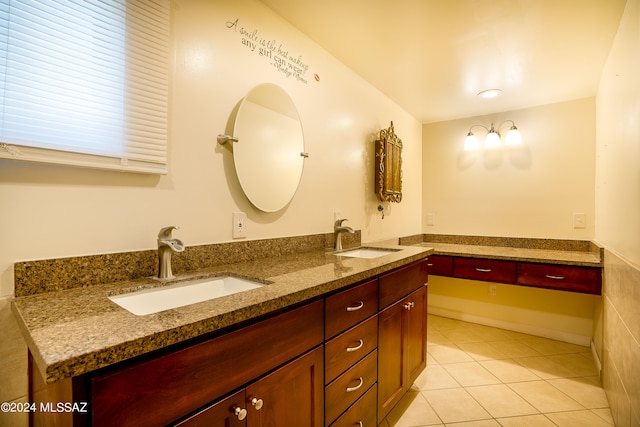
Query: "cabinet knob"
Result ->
[[403, 301, 414, 310], [250, 397, 264, 410], [346, 301, 364, 312], [233, 406, 247, 420]]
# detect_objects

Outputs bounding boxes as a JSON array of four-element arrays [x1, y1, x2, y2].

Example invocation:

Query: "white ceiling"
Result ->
[[259, 0, 626, 123]]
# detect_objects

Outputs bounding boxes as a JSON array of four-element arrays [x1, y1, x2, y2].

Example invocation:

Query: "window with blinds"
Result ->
[[0, 0, 170, 174]]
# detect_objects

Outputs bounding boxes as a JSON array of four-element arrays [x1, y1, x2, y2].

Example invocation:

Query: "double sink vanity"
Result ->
[[12, 232, 603, 426], [12, 235, 431, 427]]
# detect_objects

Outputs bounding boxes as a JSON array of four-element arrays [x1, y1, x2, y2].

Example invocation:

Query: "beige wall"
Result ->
[[422, 97, 596, 239], [0, 1, 422, 424], [422, 98, 599, 344], [595, 0, 640, 424]]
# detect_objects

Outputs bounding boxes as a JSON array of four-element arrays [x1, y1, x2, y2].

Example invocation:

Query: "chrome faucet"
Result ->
[[334, 219, 355, 251], [157, 226, 185, 279]]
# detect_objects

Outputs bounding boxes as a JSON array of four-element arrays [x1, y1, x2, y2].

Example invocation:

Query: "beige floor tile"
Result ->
[[429, 330, 454, 345], [479, 359, 539, 383], [467, 326, 515, 342], [547, 376, 610, 409], [385, 390, 443, 427], [441, 329, 485, 343], [428, 344, 475, 364], [547, 353, 599, 377], [507, 381, 583, 413], [591, 408, 615, 424], [415, 364, 460, 390], [518, 336, 589, 355], [513, 355, 578, 379], [423, 388, 491, 424], [445, 420, 501, 426], [486, 341, 542, 358], [457, 342, 509, 361], [382, 315, 611, 427], [443, 362, 501, 387], [466, 384, 538, 418], [545, 409, 614, 426], [495, 414, 557, 426]]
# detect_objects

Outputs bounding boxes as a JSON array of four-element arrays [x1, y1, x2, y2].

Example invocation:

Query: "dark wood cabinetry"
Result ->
[[426, 254, 453, 277], [454, 257, 517, 284], [377, 260, 428, 424], [518, 262, 601, 294], [427, 254, 601, 295], [28, 258, 430, 427]]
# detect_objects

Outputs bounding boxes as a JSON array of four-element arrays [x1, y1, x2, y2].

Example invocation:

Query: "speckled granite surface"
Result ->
[[399, 234, 602, 266], [12, 239, 430, 384], [14, 231, 361, 297]]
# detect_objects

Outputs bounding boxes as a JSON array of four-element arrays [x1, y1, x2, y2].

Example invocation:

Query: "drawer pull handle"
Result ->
[[545, 274, 565, 280], [346, 377, 364, 392], [250, 397, 264, 410], [475, 268, 492, 273], [346, 339, 364, 352], [346, 301, 364, 312], [233, 406, 247, 420], [427, 263, 434, 267]]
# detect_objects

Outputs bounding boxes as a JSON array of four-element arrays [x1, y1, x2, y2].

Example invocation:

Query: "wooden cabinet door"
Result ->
[[377, 286, 428, 423], [175, 390, 246, 427], [405, 286, 427, 385], [377, 298, 405, 423], [246, 346, 324, 427]]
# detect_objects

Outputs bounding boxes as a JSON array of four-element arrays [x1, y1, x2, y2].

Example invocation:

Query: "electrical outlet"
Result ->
[[573, 213, 586, 229], [488, 284, 497, 296], [233, 212, 247, 238], [426, 213, 435, 226]]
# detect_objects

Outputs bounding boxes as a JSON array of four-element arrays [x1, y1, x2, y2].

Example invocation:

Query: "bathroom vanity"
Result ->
[[13, 243, 431, 426]]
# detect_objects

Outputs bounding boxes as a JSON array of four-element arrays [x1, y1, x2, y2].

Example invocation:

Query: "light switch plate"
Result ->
[[426, 213, 435, 226], [573, 213, 586, 229]]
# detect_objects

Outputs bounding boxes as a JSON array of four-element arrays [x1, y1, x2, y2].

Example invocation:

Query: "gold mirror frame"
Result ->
[[375, 121, 403, 203]]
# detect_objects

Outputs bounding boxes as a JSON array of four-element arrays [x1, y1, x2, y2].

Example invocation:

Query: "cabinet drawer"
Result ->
[[453, 257, 516, 284], [329, 383, 377, 427], [325, 279, 378, 339], [91, 300, 324, 427], [518, 262, 602, 295], [325, 350, 377, 426], [325, 315, 378, 384], [426, 255, 453, 277], [379, 260, 428, 309]]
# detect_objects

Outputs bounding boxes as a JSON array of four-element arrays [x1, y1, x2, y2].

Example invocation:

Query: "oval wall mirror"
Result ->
[[232, 83, 305, 212]]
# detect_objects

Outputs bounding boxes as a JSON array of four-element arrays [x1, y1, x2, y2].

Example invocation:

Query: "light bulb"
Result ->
[[484, 130, 501, 148], [464, 132, 480, 151], [505, 126, 522, 146]]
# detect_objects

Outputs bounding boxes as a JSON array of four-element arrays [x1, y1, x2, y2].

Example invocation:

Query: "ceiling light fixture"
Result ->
[[477, 89, 502, 99], [464, 120, 522, 151]]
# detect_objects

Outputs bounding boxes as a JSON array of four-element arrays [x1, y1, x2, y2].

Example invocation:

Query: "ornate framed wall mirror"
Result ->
[[375, 121, 402, 203]]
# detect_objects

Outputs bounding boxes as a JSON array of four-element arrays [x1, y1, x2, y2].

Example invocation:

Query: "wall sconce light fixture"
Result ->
[[464, 120, 522, 151]]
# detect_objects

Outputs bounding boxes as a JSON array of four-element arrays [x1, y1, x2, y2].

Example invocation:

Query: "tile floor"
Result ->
[[380, 315, 613, 427]]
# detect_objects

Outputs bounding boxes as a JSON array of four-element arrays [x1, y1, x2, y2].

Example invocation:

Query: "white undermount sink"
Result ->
[[109, 276, 264, 316], [334, 247, 401, 259]]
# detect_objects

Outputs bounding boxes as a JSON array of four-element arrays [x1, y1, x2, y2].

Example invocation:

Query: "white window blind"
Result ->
[[0, 0, 169, 174]]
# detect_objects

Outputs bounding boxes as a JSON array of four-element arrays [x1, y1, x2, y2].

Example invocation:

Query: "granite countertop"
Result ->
[[12, 244, 432, 384], [420, 242, 602, 266]]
